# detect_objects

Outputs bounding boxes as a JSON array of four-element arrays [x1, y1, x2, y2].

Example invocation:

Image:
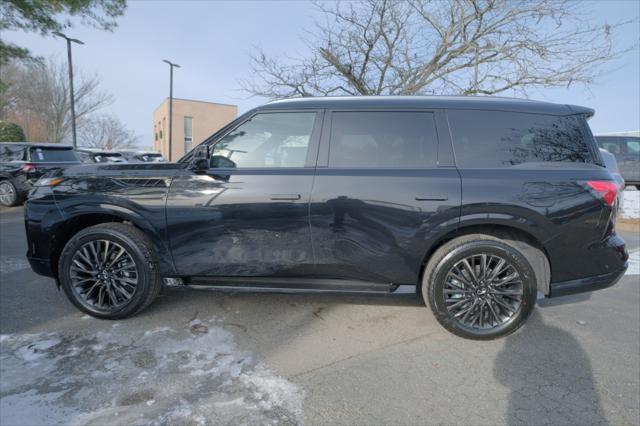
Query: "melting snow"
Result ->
[[620, 189, 640, 219], [626, 249, 639, 276], [0, 319, 304, 425]]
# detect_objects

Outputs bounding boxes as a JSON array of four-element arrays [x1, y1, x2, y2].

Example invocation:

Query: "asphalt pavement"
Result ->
[[1, 205, 638, 425]]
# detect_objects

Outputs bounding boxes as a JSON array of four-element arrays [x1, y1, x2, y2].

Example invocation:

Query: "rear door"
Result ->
[[166, 110, 322, 278], [308, 109, 461, 285]]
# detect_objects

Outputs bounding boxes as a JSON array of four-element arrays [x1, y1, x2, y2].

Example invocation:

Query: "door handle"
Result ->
[[270, 194, 301, 201], [415, 195, 448, 201]]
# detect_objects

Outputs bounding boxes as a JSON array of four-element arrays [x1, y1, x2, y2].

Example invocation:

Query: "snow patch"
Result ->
[[0, 256, 30, 274], [620, 189, 640, 219], [0, 319, 304, 425], [626, 249, 639, 276]]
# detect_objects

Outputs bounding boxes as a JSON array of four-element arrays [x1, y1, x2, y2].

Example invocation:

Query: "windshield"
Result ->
[[94, 153, 126, 163], [29, 147, 78, 162]]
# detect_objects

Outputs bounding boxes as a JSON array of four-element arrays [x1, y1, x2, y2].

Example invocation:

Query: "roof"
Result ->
[[76, 147, 124, 153], [260, 95, 594, 116], [0, 142, 74, 148]]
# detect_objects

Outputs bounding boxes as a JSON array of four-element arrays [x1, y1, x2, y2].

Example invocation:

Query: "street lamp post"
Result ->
[[53, 32, 84, 147], [162, 59, 180, 161]]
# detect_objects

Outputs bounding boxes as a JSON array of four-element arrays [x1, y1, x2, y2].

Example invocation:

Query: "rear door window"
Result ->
[[29, 147, 78, 162], [448, 110, 596, 168], [328, 111, 437, 168]]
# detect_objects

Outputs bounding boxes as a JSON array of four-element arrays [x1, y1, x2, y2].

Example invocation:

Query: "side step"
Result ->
[[164, 277, 416, 295]]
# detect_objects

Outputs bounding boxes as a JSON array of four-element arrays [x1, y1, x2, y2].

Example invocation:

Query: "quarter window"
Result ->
[[448, 110, 595, 168], [210, 112, 317, 168], [328, 112, 438, 168]]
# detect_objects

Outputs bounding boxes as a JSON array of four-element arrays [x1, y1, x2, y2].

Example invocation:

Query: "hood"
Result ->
[[55, 162, 189, 178]]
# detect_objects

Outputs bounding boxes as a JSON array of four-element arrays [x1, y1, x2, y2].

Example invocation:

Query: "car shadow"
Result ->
[[494, 311, 608, 425]]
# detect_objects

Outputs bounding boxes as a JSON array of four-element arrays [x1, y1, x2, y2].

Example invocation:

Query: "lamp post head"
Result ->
[[53, 31, 84, 45], [162, 59, 181, 68]]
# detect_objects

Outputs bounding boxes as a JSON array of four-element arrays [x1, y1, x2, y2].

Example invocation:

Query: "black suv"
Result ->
[[24, 97, 628, 339], [0, 143, 80, 207]]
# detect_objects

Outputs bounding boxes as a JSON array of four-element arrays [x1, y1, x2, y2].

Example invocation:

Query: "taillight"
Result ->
[[21, 163, 36, 173], [584, 180, 618, 206]]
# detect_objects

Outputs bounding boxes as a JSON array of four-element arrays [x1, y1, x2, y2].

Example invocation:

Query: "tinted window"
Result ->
[[449, 110, 595, 168], [210, 112, 316, 168], [93, 153, 126, 163], [0, 144, 26, 162], [627, 138, 640, 154], [596, 137, 624, 155], [29, 147, 78, 162], [329, 112, 437, 168], [77, 151, 92, 163], [138, 153, 164, 162]]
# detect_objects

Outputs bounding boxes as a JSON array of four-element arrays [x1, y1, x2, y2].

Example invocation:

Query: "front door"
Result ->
[[166, 110, 323, 278]]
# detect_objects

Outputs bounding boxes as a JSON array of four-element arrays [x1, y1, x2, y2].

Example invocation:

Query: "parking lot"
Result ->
[[1, 204, 639, 425]]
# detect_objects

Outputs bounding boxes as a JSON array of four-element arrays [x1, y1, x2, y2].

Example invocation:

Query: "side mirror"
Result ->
[[190, 145, 210, 173]]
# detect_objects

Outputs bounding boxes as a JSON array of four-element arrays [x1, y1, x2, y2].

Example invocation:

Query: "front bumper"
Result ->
[[27, 256, 55, 278], [548, 264, 628, 297]]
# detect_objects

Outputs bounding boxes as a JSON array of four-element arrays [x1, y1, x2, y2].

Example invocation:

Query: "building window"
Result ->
[[184, 116, 193, 153]]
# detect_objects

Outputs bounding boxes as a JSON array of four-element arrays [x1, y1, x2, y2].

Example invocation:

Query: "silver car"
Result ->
[[596, 136, 640, 189]]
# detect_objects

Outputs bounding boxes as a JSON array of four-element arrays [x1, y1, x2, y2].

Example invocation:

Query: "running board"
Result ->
[[165, 277, 416, 295]]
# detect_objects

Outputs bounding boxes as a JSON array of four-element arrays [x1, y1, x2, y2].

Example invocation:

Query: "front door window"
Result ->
[[210, 112, 317, 168]]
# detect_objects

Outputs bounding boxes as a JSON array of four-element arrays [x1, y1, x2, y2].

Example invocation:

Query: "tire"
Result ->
[[58, 223, 162, 319], [422, 234, 538, 340], [635, 185, 640, 191], [0, 180, 19, 207]]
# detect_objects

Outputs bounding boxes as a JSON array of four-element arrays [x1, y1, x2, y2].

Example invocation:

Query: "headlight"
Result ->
[[35, 177, 64, 187]]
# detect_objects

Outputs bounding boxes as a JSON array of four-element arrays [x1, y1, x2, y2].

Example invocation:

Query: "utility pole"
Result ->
[[53, 32, 84, 147], [162, 59, 180, 161]]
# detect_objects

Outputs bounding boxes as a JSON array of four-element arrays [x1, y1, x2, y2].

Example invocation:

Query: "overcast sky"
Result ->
[[4, 0, 640, 148]]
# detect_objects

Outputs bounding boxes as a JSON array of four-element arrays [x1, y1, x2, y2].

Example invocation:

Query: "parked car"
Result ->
[[119, 149, 165, 163], [595, 135, 640, 189], [600, 148, 625, 210], [25, 96, 628, 339], [75, 148, 127, 164], [0, 142, 80, 207]]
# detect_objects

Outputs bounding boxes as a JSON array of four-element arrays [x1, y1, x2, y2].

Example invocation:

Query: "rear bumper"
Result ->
[[549, 264, 628, 298]]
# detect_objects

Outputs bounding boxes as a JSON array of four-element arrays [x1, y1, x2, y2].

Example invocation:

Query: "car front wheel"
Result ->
[[423, 235, 538, 340], [0, 180, 19, 207], [58, 223, 162, 319]]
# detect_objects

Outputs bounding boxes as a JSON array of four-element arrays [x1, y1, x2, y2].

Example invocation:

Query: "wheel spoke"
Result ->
[[446, 298, 472, 311], [487, 300, 501, 325], [490, 288, 523, 296]]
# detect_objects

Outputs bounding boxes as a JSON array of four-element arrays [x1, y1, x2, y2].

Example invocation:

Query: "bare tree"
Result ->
[[1, 58, 113, 142], [243, 0, 636, 99], [78, 114, 138, 150]]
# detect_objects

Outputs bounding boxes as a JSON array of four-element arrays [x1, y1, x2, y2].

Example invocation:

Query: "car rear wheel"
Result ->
[[58, 223, 162, 319], [423, 235, 538, 340], [0, 180, 18, 207]]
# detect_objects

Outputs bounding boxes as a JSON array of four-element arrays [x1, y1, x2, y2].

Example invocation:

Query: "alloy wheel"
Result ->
[[0, 182, 15, 206], [69, 239, 138, 311], [444, 253, 523, 330]]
